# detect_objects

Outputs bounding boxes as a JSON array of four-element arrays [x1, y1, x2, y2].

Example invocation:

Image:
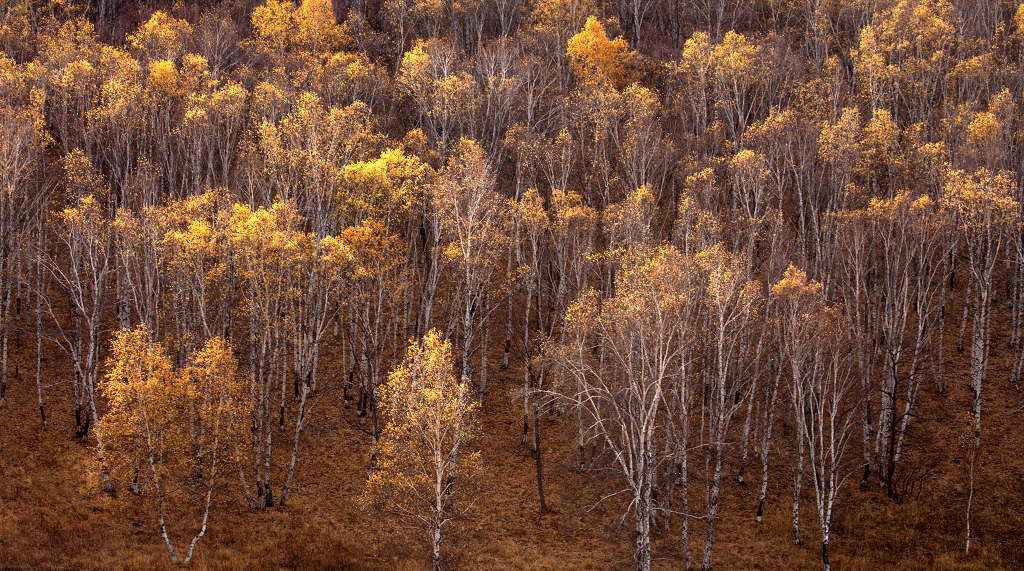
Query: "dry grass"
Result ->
[[1, 301, 1022, 569]]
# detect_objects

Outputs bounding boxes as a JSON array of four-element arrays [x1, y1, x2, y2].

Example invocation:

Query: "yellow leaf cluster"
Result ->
[[362, 329, 479, 522], [566, 16, 633, 88], [127, 11, 192, 61], [252, 0, 351, 54]]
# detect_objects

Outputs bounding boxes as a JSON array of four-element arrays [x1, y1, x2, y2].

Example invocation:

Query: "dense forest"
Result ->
[[0, 0, 1023, 569]]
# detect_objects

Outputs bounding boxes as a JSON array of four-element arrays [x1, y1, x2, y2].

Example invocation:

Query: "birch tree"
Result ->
[[944, 168, 1017, 553], [0, 95, 48, 409], [695, 243, 762, 570], [552, 244, 695, 571], [362, 330, 480, 571], [432, 138, 507, 387], [101, 326, 249, 565], [42, 168, 112, 445]]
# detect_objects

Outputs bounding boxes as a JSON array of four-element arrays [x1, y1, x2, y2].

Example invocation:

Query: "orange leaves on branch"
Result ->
[[294, 0, 350, 54], [818, 107, 862, 172], [851, 0, 954, 118], [100, 325, 179, 481], [695, 243, 761, 314], [610, 244, 695, 321], [399, 39, 479, 158], [340, 219, 404, 285], [668, 29, 765, 142], [604, 184, 654, 253], [513, 187, 549, 237], [433, 138, 507, 269], [252, 0, 298, 53], [771, 264, 823, 310], [102, 324, 247, 484], [145, 59, 179, 99]]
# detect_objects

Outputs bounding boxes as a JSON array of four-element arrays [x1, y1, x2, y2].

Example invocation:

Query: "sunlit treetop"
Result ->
[[178, 53, 214, 95], [566, 16, 633, 88], [145, 59, 179, 99], [609, 244, 694, 316], [677, 30, 711, 74], [342, 147, 434, 223], [209, 81, 249, 116], [531, 0, 596, 42], [771, 263, 823, 303], [40, 18, 100, 68], [695, 243, 762, 311], [604, 184, 654, 250], [550, 188, 597, 236], [818, 107, 862, 168], [0, 55, 30, 102], [852, 0, 955, 115], [711, 30, 761, 85], [513, 187, 549, 236], [251, 79, 292, 122], [965, 110, 999, 149], [127, 11, 192, 62], [730, 149, 768, 186], [294, 0, 351, 53], [252, 0, 351, 54], [59, 194, 109, 243], [252, 0, 298, 52], [857, 108, 901, 176], [364, 328, 479, 518], [1011, 3, 1024, 45], [227, 200, 305, 267], [62, 149, 106, 204], [339, 219, 404, 283], [874, 0, 954, 51], [943, 169, 1018, 229]]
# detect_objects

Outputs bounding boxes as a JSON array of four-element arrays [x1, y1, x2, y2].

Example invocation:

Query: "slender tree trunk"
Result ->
[[533, 403, 547, 512], [431, 523, 442, 571], [156, 493, 180, 565], [965, 436, 977, 554], [958, 276, 972, 352], [263, 393, 274, 507], [792, 436, 804, 544], [757, 369, 781, 522], [183, 455, 219, 563], [280, 378, 310, 507], [681, 440, 692, 569], [636, 478, 652, 571], [702, 436, 724, 570], [736, 380, 756, 484], [480, 298, 489, 398], [0, 324, 8, 410]]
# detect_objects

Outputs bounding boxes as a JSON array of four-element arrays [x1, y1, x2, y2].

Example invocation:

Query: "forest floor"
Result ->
[[1, 301, 1023, 570]]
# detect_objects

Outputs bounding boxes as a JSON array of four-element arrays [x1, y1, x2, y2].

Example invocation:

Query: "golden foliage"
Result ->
[[341, 147, 434, 225], [362, 330, 480, 554], [101, 325, 248, 486], [566, 16, 633, 88], [127, 11, 192, 61], [943, 169, 1018, 230]]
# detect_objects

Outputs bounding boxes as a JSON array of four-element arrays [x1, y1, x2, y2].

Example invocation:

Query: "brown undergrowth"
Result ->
[[1, 302, 1022, 569]]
